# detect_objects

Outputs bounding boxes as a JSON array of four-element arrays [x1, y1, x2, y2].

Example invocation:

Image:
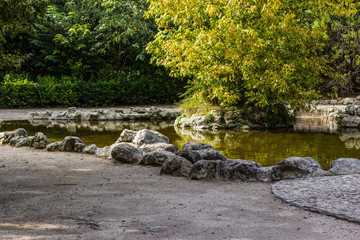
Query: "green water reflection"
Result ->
[[1, 120, 360, 170]]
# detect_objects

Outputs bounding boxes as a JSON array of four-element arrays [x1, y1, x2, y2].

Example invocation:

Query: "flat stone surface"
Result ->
[[272, 174, 360, 223]]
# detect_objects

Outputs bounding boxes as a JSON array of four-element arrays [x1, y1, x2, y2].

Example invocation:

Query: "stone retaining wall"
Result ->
[[29, 106, 181, 122]]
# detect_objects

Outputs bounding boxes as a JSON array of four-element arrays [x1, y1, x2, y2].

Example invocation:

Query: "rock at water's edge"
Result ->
[[111, 143, 143, 163], [329, 158, 360, 175]]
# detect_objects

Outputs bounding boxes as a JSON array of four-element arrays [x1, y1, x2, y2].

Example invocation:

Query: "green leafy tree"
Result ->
[[27, 0, 156, 77], [146, 0, 359, 112], [0, 0, 47, 75], [323, 12, 360, 96]]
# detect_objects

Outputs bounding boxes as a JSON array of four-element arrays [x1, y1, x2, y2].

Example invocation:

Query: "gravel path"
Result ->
[[1, 146, 360, 239]]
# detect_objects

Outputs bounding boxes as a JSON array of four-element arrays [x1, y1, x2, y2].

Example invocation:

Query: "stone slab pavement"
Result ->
[[272, 174, 360, 223]]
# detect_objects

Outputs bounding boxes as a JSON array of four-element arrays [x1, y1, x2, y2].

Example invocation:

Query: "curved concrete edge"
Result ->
[[271, 174, 360, 224]]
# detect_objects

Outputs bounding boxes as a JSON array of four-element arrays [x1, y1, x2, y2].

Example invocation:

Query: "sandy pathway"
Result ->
[[0, 145, 359, 240]]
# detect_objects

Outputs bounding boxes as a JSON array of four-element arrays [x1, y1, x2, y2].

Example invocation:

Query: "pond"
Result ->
[[1, 119, 360, 170]]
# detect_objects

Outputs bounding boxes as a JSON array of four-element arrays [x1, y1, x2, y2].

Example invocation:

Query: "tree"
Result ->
[[146, 0, 359, 112], [0, 0, 47, 74], [27, 0, 157, 77], [323, 12, 360, 96]]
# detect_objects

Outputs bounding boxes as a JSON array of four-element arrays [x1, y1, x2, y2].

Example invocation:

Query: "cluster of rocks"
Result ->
[[174, 97, 360, 131], [339, 104, 360, 128], [0, 128, 50, 149], [2, 128, 360, 182], [29, 119, 174, 134], [30, 107, 181, 122], [175, 109, 278, 130], [295, 98, 360, 130], [313, 96, 360, 105], [45, 128, 179, 158]]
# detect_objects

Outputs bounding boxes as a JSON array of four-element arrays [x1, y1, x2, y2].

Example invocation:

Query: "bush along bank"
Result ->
[[1, 128, 360, 182], [0, 73, 186, 108]]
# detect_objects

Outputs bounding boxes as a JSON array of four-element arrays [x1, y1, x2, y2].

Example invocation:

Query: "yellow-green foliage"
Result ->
[[146, 0, 359, 111], [178, 97, 216, 116]]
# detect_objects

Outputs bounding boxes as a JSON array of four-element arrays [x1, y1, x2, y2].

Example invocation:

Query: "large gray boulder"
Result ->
[[131, 129, 177, 153], [256, 167, 276, 182], [160, 156, 193, 177], [59, 136, 85, 152], [272, 157, 327, 180], [189, 160, 218, 180], [132, 129, 169, 147], [139, 142, 178, 153], [190, 159, 270, 181], [196, 148, 227, 161], [111, 143, 143, 163], [329, 158, 360, 175], [215, 159, 262, 181], [345, 104, 356, 115], [14, 128, 27, 137], [31, 132, 51, 149], [182, 141, 212, 151], [341, 116, 360, 128], [176, 150, 202, 163], [140, 151, 177, 166], [46, 136, 85, 152], [46, 141, 62, 151], [9, 136, 29, 147]]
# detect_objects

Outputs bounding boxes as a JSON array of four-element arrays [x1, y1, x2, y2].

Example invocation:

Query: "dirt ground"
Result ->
[[1, 145, 360, 240]]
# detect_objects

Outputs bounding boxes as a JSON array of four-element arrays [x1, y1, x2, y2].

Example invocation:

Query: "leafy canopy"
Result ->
[[0, 0, 47, 71], [28, 0, 156, 77], [146, 0, 359, 111]]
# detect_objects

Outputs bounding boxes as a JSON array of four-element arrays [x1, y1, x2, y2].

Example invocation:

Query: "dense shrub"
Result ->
[[0, 72, 186, 108], [0, 74, 39, 108]]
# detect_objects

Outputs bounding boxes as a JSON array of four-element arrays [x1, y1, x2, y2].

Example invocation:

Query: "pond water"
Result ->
[[2, 119, 360, 170]]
